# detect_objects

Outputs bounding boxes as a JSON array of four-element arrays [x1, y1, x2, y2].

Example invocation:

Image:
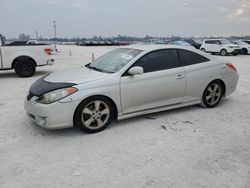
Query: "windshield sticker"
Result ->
[[121, 54, 133, 60]]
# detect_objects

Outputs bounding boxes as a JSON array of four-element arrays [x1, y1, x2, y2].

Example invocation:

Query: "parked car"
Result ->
[[7, 40, 38, 46], [26, 40, 38, 44], [243, 40, 250, 45], [200, 39, 241, 56], [24, 45, 239, 133], [167, 40, 194, 47], [231, 40, 250, 55], [0, 34, 54, 77], [183, 39, 202, 49]]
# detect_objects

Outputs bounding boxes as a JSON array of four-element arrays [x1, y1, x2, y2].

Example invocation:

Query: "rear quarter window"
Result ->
[[178, 49, 210, 66]]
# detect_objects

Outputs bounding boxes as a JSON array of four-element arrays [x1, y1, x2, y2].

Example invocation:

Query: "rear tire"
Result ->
[[220, 49, 227, 56], [74, 96, 114, 133], [14, 59, 36, 77], [201, 81, 223, 108]]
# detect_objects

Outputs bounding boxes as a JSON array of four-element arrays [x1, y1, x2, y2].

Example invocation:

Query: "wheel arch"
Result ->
[[207, 79, 226, 96], [11, 56, 37, 69], [242, 48, 248, 54], [220, 48, 227, 52], [73, 95, 119, 122]]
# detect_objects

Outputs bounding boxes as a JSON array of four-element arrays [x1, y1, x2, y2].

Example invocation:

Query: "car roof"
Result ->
[[123, 44, 214, 60], [203, 39, 227, 41], [128, 44, 192, 51]]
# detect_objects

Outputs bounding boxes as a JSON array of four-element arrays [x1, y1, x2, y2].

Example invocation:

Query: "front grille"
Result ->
[[27, 92, 34, 101], [234, 49, 241, 53]]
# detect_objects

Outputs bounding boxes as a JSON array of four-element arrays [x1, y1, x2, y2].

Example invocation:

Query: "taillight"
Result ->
[[44, 48, 52, 55], [226, 63, 237, 72]]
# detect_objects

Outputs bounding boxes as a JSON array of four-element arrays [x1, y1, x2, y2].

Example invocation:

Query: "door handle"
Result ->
[[176, 74, 185, 79]]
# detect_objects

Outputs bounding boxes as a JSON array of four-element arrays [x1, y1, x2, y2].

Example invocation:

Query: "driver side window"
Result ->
[[132, 49, 179, 73]]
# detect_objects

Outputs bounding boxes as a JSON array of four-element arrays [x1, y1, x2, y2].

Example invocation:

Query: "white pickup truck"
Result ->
[[0, 34, 54, 77]]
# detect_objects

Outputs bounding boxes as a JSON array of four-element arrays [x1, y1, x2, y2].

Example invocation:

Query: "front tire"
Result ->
[[14, 59, 36, 77], [201, 81, 223, 108], [74, 96, 114, 133]]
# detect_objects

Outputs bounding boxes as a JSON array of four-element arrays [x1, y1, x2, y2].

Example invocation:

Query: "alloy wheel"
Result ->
[[205, 83, 222, 106], [81, 100, 110, 130]]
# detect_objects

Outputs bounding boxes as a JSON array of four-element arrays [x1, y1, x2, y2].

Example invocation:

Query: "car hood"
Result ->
[[44, 66, 111, 84]]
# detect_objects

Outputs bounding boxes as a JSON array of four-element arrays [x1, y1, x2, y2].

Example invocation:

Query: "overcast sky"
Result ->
[[0, 0, 250, 38]]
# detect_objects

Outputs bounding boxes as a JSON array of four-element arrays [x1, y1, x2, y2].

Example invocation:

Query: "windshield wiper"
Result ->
[[85, 63, 112, 73]]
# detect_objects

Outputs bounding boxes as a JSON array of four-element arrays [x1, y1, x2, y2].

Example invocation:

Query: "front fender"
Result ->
[[59, 84, 122, 114]]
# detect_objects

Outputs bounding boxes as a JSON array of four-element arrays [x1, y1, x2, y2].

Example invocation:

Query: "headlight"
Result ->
[[36, 87, 78, 104]]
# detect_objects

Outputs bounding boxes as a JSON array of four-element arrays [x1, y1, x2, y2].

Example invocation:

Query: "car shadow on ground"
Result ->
[[27, 122, 83, 137], [26, 105, 201, 138], [110, 98, 232, 130], [0, 70, 53, 78], [25, 97, 232, 137]]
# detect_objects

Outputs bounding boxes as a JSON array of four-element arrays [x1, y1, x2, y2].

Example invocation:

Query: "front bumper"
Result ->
[[24, 96, 79, 129], [47, 59, 55, 65], [229, 49, 241, 54]]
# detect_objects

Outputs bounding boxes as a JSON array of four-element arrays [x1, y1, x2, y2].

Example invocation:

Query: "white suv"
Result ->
[[200, 39, 241, 56], [233, 40, 250, 55]]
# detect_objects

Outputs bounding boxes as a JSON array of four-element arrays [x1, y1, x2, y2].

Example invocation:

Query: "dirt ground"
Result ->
[[0, 45, 249, 188]]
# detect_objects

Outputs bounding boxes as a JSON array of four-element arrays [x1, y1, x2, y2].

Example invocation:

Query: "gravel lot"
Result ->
[[0, 45, 249, 188]]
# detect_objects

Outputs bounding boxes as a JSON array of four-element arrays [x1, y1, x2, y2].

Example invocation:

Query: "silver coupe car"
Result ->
[[24, 45, 239, 133]]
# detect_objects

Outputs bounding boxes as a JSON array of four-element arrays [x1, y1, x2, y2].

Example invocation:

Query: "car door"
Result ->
[[207, 40, 217, 52], [213, 40, 222, 52], [203, 40, 211, 52], [120, 49, 186, 114], [177, 49, 211, 102]]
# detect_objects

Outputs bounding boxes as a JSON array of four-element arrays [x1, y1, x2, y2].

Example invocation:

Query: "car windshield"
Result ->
[[220, 40, 233, 45], [0, 35, 5, 46], [177, 41, 191, 46], [85, 48, 142, 73], [169, 41, 191, 46], [194, 39, 202, 44]]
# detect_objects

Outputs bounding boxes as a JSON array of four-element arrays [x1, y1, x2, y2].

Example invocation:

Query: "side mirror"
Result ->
[[128, 66, 144, 75]]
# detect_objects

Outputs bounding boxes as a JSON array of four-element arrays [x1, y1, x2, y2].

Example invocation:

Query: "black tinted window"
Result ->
[[133, 49, 179, 73], [205, 40, 216, 44], [178, 49, 209, 66]]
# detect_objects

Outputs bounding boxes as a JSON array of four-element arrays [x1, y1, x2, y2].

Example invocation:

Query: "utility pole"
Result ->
[[35, 30, 39, 41], [53, 20, 57, 51]]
